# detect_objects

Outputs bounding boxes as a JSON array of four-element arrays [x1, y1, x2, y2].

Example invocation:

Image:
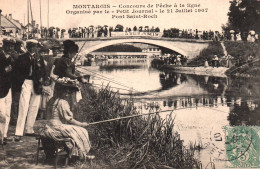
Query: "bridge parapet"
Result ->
[[66, 36, 211, 43], [68, 37, 210, 59]]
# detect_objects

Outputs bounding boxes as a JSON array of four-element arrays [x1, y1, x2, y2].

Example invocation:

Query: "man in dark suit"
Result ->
[[14, 39, 46, 141], [0, 37, 15, 144]]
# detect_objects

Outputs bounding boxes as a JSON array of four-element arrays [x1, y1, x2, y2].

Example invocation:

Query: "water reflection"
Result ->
[[228, 100, 260, 126], [83, 59, 260, 168], [159, 72, 187, 90], [85, 60, 260, 126]]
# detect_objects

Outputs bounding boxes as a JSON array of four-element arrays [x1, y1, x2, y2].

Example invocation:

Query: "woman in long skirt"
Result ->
[[41, 83, 94, 160]]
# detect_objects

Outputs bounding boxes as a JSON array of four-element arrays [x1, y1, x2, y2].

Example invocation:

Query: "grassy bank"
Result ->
[[73, 84, 200, 168], [187, 41, 224, 66], [224, 41, 260, 76], [224, 41, 260, 59]]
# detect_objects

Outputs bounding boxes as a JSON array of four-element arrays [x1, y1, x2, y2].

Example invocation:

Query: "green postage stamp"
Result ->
[[225, 126, 260, 168]]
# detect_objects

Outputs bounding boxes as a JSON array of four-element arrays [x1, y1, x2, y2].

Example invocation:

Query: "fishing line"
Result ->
[[90, 83, 134, 92], [81, 67, 167, 98], [79, 67, 161, 98], [78, 67, 135, 90]]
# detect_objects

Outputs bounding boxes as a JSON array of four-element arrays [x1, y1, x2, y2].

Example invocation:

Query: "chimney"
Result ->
[[9, 14, 12, 19]]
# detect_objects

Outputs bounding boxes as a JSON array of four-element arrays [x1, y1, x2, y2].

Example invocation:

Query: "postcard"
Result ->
[[0, 0, 259, 168]]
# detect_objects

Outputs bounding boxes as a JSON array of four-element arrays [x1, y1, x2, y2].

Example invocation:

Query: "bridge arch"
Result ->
[[78, 39, 188, 56]]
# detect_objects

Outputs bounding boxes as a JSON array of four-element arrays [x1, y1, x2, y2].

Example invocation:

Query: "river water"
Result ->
[[79, 59, 260, 169]]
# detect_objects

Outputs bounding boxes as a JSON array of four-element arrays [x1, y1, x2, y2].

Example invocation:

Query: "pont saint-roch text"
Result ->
[[67, 3, 208, 17]]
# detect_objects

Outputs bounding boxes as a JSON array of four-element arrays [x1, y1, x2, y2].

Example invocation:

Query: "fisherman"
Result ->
[[14, 39, 46, 142], [204, 58, 209, 67], [226, 54, 233, 68], [212, 55, 219, 67], [0, 37, 15, 144]]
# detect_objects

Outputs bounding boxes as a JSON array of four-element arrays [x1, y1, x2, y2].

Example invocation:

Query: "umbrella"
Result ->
[[104, 25, 108, 27], [89, 25, 94, 27]]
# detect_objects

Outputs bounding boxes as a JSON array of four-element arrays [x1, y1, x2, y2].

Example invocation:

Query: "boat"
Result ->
[[151, 59, 229, 77]]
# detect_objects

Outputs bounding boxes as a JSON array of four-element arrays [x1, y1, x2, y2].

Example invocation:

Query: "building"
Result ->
[[136, 43, 162, 58], [25, 20, 36, 32], [1, 14, 26, 37]]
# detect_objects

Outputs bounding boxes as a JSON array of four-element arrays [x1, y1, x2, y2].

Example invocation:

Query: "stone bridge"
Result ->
[[68, 37, 210, 59]]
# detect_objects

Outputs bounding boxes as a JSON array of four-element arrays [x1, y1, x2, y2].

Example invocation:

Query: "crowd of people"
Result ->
[[160, 54, 189, 66], [1, 25, 258, 43], [3, 23, 258, 42], [157, 52, 257, 68], [162, 28, 259, 42], [0, 37, 94, 161]]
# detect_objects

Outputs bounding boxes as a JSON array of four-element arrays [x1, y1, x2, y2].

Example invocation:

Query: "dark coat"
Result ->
[[12, 52, 46, 94], [0, 51, 13, 98], [53, 56, 77, 79]]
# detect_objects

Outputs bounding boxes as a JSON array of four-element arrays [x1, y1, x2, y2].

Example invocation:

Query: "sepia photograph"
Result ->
[[0, 0, 260, 168]]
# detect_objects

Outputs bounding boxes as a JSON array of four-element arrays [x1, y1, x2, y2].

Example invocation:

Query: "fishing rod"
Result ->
[[72, 41, 87, 64], [88, 109, 173, 126], [228, 59, 260, 74], [86, 104, 217, 126]]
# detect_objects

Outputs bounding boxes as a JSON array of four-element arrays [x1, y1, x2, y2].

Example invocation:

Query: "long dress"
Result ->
[[41, 99, 91, 159]]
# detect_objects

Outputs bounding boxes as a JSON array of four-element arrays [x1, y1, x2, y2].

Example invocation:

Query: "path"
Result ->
[[220, 41, 228, 56]]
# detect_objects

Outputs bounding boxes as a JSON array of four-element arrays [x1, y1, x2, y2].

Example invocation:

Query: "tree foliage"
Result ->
[[114, 24, 124, 32], [225, 0, 260, 33]]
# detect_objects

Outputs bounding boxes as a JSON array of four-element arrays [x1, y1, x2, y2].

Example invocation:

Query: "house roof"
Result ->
[[25, 23, 32, 26], [1, 14, 19, 29], [9, 18, 26, 30]]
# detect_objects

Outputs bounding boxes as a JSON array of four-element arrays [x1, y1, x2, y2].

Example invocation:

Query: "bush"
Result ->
[[224, 41, 260, 76], [188, 42, 224, 66], [224, 41, 260, 60], [75, 84, 200, 168]]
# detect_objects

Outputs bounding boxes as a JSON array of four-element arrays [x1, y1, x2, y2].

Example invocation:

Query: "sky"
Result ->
[[0, 0, 231, 31]]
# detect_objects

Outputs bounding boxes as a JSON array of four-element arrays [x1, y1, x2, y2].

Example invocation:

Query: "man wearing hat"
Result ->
[[0, 37, 15, 144], [13, 39, 46, 141]]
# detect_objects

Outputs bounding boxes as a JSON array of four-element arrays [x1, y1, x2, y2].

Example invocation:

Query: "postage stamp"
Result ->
[[224, 126, 260, 168]]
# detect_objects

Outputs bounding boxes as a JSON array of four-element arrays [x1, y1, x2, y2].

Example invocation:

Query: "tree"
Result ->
[[155, 27, 160, 32], [114, 24, 124, 32], [133, 26, 137, 31], [225, 0, 260, 34]]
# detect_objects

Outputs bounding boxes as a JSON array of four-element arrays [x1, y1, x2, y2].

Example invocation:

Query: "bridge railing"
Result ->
[[111, 31, 163, 37]]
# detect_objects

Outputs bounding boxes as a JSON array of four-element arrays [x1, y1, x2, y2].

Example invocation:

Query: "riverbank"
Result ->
[[151, 41, 260, 77], [224, 41, 260, 77]]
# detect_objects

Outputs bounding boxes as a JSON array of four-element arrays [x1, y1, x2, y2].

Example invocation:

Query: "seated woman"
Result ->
[[41, 81, 93, 160]]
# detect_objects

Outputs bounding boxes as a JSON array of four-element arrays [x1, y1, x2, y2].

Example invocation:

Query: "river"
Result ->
[[78, 59, 260, 169]]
